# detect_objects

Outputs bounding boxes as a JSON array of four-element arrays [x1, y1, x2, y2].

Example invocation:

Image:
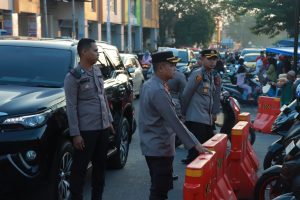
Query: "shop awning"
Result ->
[[266, 47, 300, 56]]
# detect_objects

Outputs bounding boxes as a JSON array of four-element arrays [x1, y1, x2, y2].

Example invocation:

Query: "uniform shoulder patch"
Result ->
[[195, 74, 203, 83]]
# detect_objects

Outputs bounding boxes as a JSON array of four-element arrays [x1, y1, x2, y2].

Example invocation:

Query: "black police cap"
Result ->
[[201, 49, 218, 58], [152, 51, 181, 64]]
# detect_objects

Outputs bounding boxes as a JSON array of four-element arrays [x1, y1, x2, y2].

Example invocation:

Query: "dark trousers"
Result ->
[[145, 156, 174, 200], [185, 121, 214, 161], [69, 129, 109, 200]]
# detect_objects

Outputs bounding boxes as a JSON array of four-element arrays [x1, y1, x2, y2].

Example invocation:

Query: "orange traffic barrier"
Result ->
[[203, 134, 237, 200], [226, 121, 258, 199], [238, 113, 260, 171], [183, 152, 216, 200], [253, 96, 281, 133]]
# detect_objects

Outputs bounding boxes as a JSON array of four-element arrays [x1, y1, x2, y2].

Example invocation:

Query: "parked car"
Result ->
[[241, 52, 260, 69], [240, 48, 264, 57], [0, 39, 136, 199], [120, 53, 144, 97]]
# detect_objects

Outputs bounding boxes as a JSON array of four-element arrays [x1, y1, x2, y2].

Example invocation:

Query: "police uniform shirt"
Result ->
[[64, 64, 113, 136], [138, 75, 200, 157], [182, 68, 221, 125], [167, 71, 187, 100]]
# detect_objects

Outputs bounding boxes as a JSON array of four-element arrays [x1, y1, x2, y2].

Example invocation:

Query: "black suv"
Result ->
[[0, 39, 136, 199]]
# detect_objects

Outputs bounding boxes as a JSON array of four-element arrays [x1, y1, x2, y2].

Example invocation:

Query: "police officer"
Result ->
[[181, 49, 221, 165], [167, 70, 187, 118], [64, 38, 114, 200], [139, 51, 211, 200]]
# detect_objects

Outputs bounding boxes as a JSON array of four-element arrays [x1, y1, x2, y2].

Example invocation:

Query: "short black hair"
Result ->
[[77, 38, 96, 57]]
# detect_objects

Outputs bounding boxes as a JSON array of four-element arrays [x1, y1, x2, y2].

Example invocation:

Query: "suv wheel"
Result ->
[[108, 117, 130, 169], [51, 140, 73, 200]]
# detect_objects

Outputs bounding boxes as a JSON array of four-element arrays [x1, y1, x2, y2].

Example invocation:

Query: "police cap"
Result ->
[[201, 49, 218, 58], [152, 51, 181, 64]]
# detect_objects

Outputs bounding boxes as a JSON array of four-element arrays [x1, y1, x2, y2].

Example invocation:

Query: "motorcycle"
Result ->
[[222, 72, 262, 104], [216, 90, 256, 145], [254, 139, 300, 200], [263, 100, 299, 169]]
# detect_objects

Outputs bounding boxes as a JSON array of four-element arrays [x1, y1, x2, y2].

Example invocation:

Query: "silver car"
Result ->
[[120, 53, 145, 98]]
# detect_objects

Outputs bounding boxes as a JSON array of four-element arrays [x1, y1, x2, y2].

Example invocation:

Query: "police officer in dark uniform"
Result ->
[[64, 38, 114, 200], [181, 49, 221, 164], [139, 51, 211, 200]]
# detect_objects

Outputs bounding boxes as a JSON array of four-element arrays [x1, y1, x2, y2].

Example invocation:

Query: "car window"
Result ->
[[244, 55, 258, 62], [97, 52, 114, 80], [131, 58, 138, 68], [0, 45, 71, 87], [105, 49, 123, 69], [177, 51, 188, 62]]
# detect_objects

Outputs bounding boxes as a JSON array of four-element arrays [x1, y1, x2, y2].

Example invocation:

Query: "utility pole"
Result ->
[[127, 0, 132, 53], [107, 0, 111, 43], [293, 0, 299, 71], [43, 0, 48, 37], [72, 0, 76, 39]]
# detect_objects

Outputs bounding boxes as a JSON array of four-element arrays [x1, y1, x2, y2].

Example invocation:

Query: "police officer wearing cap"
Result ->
[[64, 38, 114, 200], [139, 51, 211, 200], [181, 49, 221, 165]]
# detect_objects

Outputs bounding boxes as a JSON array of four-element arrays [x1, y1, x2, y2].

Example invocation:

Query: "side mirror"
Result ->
[[128, 67, 136, 73]]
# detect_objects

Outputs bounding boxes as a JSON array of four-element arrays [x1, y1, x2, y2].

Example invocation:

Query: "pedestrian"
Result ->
[[266, 57, 277, 83], [181, 49, 221, 164], [64, 38, 114, 200], [138, 51, 210, 200]]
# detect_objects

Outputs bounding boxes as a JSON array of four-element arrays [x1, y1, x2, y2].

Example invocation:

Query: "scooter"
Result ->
[[263, 100, 299, 169], [222, 72, 262, 104], [254, 139, 300, 200], [216, 90, 256, 145]]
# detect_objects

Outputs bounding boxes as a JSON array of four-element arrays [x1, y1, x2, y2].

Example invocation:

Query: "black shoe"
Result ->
[[181, 158, 193, 165], [172, 174, 179, 181]]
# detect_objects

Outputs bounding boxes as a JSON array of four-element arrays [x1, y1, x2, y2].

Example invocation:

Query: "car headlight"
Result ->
[[2, 110, 51, 128]]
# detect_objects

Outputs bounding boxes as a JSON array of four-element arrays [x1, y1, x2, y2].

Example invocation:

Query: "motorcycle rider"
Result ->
[[236, 58, 254, 101], [141, 50, 152, 67]]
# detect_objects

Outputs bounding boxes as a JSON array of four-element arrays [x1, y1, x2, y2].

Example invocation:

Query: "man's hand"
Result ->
[[73, 135, 85, 150], [194, 144, 212, 154]]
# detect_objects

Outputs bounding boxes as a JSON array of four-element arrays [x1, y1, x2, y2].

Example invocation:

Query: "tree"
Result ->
[[221, 0, 300, 37], [174, 7, 215, 47], [159, 0, 216, 47]]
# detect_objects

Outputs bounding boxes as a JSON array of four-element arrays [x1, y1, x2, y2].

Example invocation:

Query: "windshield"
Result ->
[[177, 51, 188, 63], [244, 55, 259, 62], [241, 49, 261, 56], [0, 46, 72, 87]]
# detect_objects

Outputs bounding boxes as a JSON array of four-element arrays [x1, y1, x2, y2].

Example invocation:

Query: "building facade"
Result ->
[[0, 0, 159, 52]]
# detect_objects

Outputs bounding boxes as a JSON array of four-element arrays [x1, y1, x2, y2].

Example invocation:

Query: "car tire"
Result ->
[[254, 171, 284, 200], [50, 140, 73, 200], [108, 117, 130, 169]]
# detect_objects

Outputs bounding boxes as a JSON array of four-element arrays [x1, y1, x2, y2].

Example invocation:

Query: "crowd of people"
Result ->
[[64, 38, 299, 200], [225, 50, 299, 106]]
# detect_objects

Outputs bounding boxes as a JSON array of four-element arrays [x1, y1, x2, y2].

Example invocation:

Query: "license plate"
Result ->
[[285, 141, 295, 155]]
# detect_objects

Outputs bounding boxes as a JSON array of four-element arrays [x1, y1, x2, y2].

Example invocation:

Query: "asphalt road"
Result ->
[[83, 100, 280, 200]]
